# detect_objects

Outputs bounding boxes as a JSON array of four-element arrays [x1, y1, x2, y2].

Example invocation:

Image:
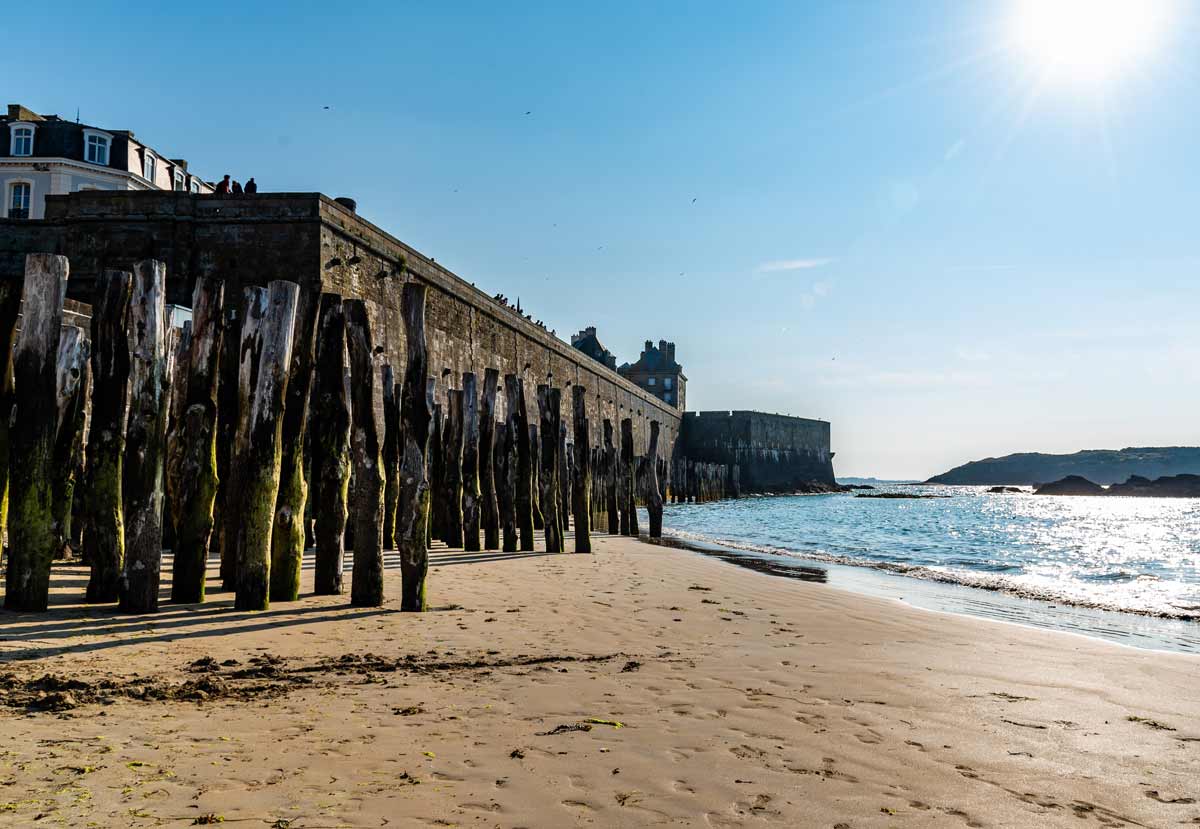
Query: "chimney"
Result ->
[[667, 342, 676, 363], [7, 104, 43, 121], [658, 339, 667, 354], [334, 196, 357, 213], [644, 340, 652, 354]]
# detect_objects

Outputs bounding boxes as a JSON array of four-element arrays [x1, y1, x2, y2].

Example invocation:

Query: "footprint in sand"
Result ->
[[672, 780, 696, 794]]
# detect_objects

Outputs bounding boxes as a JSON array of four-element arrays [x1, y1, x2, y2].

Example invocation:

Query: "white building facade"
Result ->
[[2, 104, 213, 221]]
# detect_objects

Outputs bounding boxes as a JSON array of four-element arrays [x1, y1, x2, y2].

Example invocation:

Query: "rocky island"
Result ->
[[1034, 473, 1200, 497]]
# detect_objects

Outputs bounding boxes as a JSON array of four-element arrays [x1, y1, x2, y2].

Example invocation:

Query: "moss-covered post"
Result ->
[[647, 420, 664, 537], [571, 385, 591, 553], [170, 277, 224, 603], [381, 364, 401, 550], [309, 294, 349, 595], [343, 299, 384, 607], [442, 389, 465, 549], [83, 270, 132, 602], [460, 372, 481, 552], [51, 326, 90, 559], [118, 260, 170, 613], [397, 283, 432, 611], [619, 418, 635, 536], [232, 281, 298, 611], [510, 375, 534, 551], [536, 385, 564, 553], [479, 368, 500, 550], [268, 280, 320, 602], [0, 279, 22, 544], [4, 255, 68, 611]]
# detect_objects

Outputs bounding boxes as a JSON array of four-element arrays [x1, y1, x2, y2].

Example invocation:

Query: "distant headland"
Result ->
[[926, 446, 1200, 486]]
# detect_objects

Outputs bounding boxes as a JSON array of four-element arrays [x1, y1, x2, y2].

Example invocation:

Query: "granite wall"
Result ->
[[680, 410, 835, 490]]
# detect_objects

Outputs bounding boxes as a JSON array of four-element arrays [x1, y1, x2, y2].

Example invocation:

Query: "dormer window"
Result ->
[[189, 178, 199, 194], [83, 129, 111, 165], [10, 124, 35, 156], [173, 169, 185, 191], [143, 151, 157, 183]]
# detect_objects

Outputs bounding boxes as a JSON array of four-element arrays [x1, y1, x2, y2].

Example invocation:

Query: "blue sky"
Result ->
[[10, 1, 1200, 478]]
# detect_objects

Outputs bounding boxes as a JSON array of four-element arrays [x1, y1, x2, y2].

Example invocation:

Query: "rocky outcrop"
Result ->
[[1106, 474, 1200, 498], [1034, 474, 1200, 497], [927, 446, 1200, 486], [988, 486, 1024, 493], [1034, 476, 1106, 496]]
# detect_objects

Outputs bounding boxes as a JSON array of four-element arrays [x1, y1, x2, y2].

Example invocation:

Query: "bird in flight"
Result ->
[[524, 111, 532, 116], [691, 197, 697, 204], [323, 106, 331, 110]]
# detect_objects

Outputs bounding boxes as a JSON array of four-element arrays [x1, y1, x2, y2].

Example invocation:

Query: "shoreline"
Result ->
[[1, 534, 1198, 827], [653, 522, 1200, 655]]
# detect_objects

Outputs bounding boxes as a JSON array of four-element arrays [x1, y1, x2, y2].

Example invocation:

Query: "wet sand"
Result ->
[[1, 534, 1197, 827]]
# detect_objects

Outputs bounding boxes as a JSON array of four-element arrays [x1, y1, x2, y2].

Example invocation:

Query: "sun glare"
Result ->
[[1011, 0, 1175, 83]]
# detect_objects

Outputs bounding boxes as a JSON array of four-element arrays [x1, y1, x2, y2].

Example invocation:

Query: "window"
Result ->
[[10, 125, 34, 156], [143, 152, 156, 183], [8, 182, 31, 219], [174, 169, 185, 191], [663, 377, 673, 390], [189, 178, 199, 194], [84, 131, 110, 165], [647, 377, 656, 386]]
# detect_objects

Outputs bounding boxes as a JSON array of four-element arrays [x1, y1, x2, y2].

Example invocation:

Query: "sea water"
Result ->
[[657, 485, 1200, 653]]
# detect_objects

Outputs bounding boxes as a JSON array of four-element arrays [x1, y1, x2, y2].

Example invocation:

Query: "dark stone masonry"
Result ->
[[0, 191, 835, 491]]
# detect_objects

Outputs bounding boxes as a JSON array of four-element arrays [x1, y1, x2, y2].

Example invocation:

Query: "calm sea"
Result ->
[[656, 485, 1200, 654]]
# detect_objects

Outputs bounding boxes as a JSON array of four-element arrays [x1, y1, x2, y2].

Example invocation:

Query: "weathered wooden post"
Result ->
[[381, 364, 401, 550], [0, 279, 22, 544], [479, 368, 500, 550], [495, 421, 514, 551], [396, 283, 432, 611], [647, 420, 664, 537], [571, 386, 591, 553], [343, 299, 384, 607], [620, 418, 636, 536], [461, 371, 481, 552], [429, 402, 444, 541], [309, 294, 350, 594], [118, 259, 170, 613], [170, 277, 224, 603], [443, 389, 465, 548], [602, 419, 619, 534], [51, 326, 90, 559], [163, 320, 191, 552], [423, 377, 436, 548], [232, 281, 299, 611], [511, 376, 534, 551], [83, 270, 133, 602], [4, 255, 68, 611], [558, 423, 571, 531], [269, 281, 320, 602], [536, 385, 564, 552]]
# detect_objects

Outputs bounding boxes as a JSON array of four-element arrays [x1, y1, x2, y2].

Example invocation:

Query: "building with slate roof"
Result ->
[[570, 326, 618, 370], [618, 339, 685, 410], [1, 103, 213, 221]]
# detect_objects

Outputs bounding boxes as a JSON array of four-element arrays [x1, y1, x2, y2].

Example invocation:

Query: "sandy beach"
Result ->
[[1, 534, 1197, 828]]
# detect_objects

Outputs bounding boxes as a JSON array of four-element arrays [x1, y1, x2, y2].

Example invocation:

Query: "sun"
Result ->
[[1011, 0, 1176, 84]]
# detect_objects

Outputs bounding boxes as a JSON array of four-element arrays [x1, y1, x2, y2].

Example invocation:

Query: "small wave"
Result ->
[[661, 527, 1200, 622]]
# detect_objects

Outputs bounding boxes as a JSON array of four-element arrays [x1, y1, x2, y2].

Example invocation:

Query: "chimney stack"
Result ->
[[667, 342, 675, 363], [644, 340, 653, 353]]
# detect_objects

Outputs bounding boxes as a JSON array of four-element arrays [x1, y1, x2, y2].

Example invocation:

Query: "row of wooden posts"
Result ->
[[0, 254, 737, 616]]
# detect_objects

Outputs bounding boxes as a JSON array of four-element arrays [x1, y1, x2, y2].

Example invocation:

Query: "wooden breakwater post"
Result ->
[[232, 281, 298, 611], [164, 320, 192, 554], [396, 282, 432, 611], [381, 364, 401, 551], [443, 389, 465, 549], [479, 368, 500, 550], [512, 377, 535, 551], [618, 418, 634, 536], [558, 422, 571, 532], [119, 259, 170, 614], [4, 254, 68, 611], [495, 420, 515, 551], [270, 281, 321, 602], [83, 269, 133, 602], [536, 385, 564, 552], [461, 371, 481, 552], [529, 422, 544, 531], [309, 294, 350, 595], [344, 299, 385, 607], [647, 420, 664, 538], [423, 377, 436, 549], [0, 278, 22, 543], [51, 326, 90, 559], [434, 403, 448, 544], [603, 419, 619, 534], [571, 385, 591, 553], [170, 276, 224, 603]]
